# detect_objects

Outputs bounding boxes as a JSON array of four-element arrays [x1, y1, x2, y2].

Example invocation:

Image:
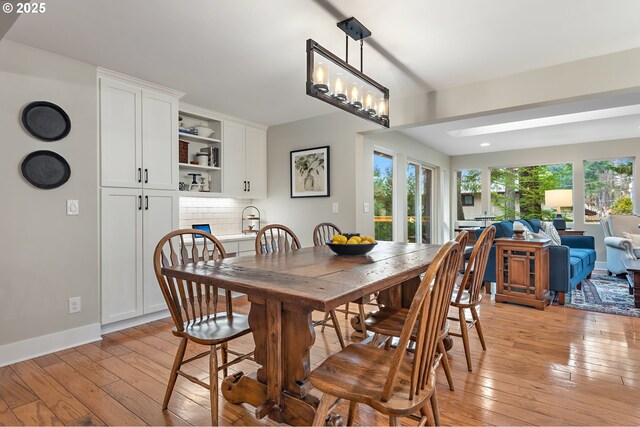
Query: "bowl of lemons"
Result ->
[[326, 233, 377, 255]]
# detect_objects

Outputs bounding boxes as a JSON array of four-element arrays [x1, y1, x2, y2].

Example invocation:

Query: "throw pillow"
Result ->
[[545, 222, 562, 246], [531, 230, 559, 245], [623, 232, 640, 246]]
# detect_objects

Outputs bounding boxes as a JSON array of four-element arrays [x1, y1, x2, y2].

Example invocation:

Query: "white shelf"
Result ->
[[179, 163, 221, 171], [178, 132, 221, 144], [178, 191, 223, 198]]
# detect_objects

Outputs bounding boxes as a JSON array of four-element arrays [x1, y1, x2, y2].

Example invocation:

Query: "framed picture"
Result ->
[[461, 194, 475, 206], [290, 146, 330, 198]]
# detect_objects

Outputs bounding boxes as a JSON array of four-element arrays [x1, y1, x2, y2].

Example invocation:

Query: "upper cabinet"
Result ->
[[99, 74, 179, 190], [223, 120, 267, 199]]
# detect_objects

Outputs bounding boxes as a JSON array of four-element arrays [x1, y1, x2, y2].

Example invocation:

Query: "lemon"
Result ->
[[338, 235, 347, 244], [352, 236, 362, 243], [346, 238, 359, 245], [359, 240, 370, 244], [331, 234, 342, 243]]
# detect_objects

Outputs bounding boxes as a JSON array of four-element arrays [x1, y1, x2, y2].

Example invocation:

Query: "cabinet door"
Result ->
[[142, 190, 178, 314], [142, 91, 178, 190], [222, 121, 246, 197], [100, 78, 142, 188], [245, 127, 267, 199], [101, 188, 143, 324]]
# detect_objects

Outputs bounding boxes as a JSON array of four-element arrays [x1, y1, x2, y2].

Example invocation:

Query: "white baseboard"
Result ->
[[101, 309, 171, 335], [0, 323, 102, 368]]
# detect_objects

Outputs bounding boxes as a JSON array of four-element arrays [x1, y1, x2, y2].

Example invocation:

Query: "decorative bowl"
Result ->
[[194, 126, 214, 138], [326, 241, 377, 256]]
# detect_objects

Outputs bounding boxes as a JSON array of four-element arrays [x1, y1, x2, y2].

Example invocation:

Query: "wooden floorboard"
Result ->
[[3, 289, 640, 426]]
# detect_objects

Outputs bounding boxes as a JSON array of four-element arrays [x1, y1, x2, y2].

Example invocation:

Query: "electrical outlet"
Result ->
[[363, 202, 370, 213], [68, 297, 81, 314], [67, 200, 79, 215], [332, 203, 339, 214]]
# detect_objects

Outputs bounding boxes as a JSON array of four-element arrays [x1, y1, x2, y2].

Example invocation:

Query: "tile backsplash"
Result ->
[[179, 197, 252, 235]]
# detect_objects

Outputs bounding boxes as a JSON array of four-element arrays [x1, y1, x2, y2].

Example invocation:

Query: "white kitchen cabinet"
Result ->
[[222, 121, 267, 199], [100, 76, 179, 190], [101, 188, 178, 324]]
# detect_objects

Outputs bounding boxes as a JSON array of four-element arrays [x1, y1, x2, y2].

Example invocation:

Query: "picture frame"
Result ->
[[290, 146, 330, 198], [461, 194, 475, 207]]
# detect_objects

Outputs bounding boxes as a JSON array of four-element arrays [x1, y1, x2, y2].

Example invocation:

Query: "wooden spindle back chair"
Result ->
[[449, 225, 496, 372], [154, 229, 254, 426], [255, 224, 301, 254], [311, 241, 461, 426], [313, 222, 342, 246]]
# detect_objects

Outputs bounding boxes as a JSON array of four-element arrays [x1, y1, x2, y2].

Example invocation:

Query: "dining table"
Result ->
[[161, 241, 441, 426]]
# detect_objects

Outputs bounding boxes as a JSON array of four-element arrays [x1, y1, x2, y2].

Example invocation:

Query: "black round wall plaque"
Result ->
[[21, 150, 71, 189], [21, 101, 71, 141]]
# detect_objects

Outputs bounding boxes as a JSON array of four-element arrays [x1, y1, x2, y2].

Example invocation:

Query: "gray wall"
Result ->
[[0, 40, 99, 345], [451, 138, 640, 265]]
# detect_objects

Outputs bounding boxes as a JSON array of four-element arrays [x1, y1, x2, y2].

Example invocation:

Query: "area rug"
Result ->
[[553, 274, 640, 318]]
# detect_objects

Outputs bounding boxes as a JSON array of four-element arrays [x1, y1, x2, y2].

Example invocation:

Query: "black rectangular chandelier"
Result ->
[[306, 18, 389, 128]]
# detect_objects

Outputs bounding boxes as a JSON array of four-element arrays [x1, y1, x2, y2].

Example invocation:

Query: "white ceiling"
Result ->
[[5, 0, 640, 126], [400, 91, 640, 156]]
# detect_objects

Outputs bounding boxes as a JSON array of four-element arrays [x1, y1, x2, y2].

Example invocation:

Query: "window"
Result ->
[[407, 162, 433, 244], [456, 169, 481, 221], [584, 158, 634, 222], [374, 151, 393, 241], [490, 163, 573, 221]]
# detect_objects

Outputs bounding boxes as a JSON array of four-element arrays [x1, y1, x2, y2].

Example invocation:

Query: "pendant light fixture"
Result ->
[[306, 17, 390, 128]]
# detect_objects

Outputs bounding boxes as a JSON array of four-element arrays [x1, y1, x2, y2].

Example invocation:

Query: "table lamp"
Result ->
[[545, 189, 572, 230]]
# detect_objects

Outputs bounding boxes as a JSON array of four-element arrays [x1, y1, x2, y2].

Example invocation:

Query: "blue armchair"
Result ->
[[478, 219, 596, 305]]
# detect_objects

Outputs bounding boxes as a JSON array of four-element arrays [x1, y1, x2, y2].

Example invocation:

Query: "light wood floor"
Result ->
[[2, 291, 640, 426]]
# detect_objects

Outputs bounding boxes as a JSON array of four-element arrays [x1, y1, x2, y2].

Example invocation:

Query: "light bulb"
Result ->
[[349, 83, 362, 109], [365, 92, 377, 115], [378, 98, 388, 119], [312, 62, 329, 93], [332, 73, 346, 102]]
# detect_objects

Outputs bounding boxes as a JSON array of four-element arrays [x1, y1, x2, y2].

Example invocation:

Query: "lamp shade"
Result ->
[[545, 189, 573, 208]]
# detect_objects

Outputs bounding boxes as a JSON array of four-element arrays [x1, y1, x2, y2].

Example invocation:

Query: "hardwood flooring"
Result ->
[[2, 290, 640, 426]]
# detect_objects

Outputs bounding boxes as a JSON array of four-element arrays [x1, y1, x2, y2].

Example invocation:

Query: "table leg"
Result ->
[[634, 271, 640, 309], [221, 297, 318, 425]]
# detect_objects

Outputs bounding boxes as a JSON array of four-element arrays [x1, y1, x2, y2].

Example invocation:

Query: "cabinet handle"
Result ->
[[138, 195, 142, 210], [248, 181, 251, 192], [244, 180, 247, 192], [138, 168, 142, 183], [144, 169, 149, 184], [145, 195, 149, 210]]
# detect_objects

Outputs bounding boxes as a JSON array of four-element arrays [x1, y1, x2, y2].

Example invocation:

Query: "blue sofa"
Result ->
[[477, 219, 596, 305]]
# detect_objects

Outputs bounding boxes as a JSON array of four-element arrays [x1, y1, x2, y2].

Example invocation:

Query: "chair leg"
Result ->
[[321, 312, 330, 332], [430, 391, 441, 426], [558, 291, 566, 306], [163, 336, 188, 409], [209, 345, 219, 426], [312, 393, 334, 426], [344, 302, 350, 318], [420, 402, 434, 426], [437, 339, 454, 391], [459, 307, 473, 372], [389, 416, 400, 426], [470, 306, 486, 351], [330, 310, 346, 349], [347, 401, 358, 426], [358, 304, 368, 338], [221, 342, 228, 378]]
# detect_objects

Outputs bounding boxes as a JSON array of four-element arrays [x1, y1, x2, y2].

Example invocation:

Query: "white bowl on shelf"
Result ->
[[195, 126, 214, 138]]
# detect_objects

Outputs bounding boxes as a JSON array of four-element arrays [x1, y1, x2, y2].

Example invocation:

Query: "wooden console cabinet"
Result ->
[[495, 238, 551, 310]]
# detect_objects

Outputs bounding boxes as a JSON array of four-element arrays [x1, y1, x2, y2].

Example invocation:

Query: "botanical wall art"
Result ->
[[290, 146, 330, 198]]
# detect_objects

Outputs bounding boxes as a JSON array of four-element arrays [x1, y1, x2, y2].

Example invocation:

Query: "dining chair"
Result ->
[[310, 240, 461, 426], [448, 225, 496, 372], [154, 229, 254, 426], [313, 222, 341, 246], [256, 224, 346, 349], [255, 223, 301, 254], [365, 231, 468, 393]]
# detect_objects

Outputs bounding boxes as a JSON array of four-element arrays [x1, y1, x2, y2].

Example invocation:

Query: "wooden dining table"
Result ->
[[162, 241, 441, 425]]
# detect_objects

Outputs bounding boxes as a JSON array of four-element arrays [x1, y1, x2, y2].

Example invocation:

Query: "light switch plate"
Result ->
[[363, 202, 370, 213], [332, 203, 339, 214], [68, 296, 81, 314], [67, 200, 79, 215]]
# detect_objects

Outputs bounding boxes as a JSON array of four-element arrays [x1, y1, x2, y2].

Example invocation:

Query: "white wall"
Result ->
[[0, 40, 99, 350], [451, 138, 640, 264], [256, 112, 377, 247]]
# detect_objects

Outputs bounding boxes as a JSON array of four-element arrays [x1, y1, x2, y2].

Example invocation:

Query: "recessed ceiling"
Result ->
[[400, 91, 640, 156], [5, 0, 640, 126]]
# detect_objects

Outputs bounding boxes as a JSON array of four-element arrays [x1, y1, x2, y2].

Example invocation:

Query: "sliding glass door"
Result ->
[[407, 162, 433, 244]]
